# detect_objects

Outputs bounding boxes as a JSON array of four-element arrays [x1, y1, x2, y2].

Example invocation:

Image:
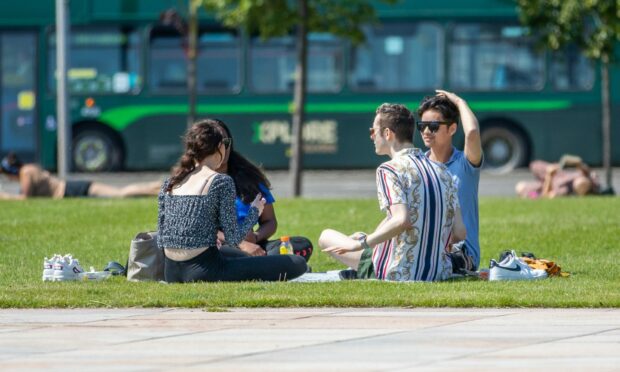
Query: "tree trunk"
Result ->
[[290, 0, 308, 197], [187, 0, 198, 128], [601, 55, 612, 191]]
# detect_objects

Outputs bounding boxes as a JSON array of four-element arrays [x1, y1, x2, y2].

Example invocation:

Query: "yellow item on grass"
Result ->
[[521, 257, 570, 277]]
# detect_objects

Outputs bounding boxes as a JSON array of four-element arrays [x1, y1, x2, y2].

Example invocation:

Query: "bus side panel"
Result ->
[[121, 113, 383, 170], [476, 107, 602, 166]]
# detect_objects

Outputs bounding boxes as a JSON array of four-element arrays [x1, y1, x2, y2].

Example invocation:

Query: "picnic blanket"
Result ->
[[289, 270, 342, 282]]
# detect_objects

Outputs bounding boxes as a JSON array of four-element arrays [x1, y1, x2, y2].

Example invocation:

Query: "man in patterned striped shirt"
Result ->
[[319, 103, 466, 281]]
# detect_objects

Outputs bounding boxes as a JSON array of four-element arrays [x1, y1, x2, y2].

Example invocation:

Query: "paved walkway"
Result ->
[[1, 308, 618, 371]]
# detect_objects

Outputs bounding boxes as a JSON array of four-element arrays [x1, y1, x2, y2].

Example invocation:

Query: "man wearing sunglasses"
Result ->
[[319, 103, 466, 282], [417, 90, 483, 272]]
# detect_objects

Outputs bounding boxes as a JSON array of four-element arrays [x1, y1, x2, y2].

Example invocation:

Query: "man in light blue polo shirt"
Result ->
[[417, 90, 483, 270]]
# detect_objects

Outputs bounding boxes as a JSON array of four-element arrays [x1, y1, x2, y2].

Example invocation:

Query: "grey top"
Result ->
[[157, 174, 259, 249]]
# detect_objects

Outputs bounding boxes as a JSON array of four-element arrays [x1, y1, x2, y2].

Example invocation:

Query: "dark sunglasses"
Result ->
[[221, 138, 232, 149], [416, 121, 452, 133]]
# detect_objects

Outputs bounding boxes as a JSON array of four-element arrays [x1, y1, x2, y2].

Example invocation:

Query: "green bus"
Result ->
[[1, 0, 618, 173]]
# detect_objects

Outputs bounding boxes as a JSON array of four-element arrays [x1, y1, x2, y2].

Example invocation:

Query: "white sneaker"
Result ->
[[53, 255, 84, 281], [42, 254, 61, 281], [489, 250, 547, 281]]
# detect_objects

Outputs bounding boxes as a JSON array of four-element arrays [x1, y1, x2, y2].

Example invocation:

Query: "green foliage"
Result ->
[[201, 0, 295, 39], [1, 197, 620, 308], [201, 0, 397, 44], [516, 0, 619, 60]]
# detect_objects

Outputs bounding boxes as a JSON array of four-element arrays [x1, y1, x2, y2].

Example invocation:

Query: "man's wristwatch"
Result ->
[[358, 234, 371, 250]]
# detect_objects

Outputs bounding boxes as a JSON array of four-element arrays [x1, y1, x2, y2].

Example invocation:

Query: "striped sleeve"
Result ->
[[376, 164, 406, 212], [449, 173, 460, 211]]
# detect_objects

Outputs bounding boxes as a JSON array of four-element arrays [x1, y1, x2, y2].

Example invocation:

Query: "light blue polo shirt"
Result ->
[[427, 147, 482, 269]]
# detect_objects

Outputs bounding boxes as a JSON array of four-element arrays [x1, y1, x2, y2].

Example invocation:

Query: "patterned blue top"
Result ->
[[235, 183, 275, 225], [157, 174, 259, 249]]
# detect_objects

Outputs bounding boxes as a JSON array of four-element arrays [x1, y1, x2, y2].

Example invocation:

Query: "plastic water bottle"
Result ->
[[79, 267, 111, 281], [279, 236, 292, 255]]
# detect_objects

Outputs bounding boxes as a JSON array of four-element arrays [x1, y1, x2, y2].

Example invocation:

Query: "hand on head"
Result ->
[[435, 89, 461, 104], [546, 164, 560, 175]]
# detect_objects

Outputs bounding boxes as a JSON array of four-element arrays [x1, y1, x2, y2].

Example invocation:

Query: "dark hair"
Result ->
[[375, 103, 415, 143], [416, 95, 460, 125], [213, 120, 271, 204], [0, 152, 22, 176], [166, 119, 225, 192]]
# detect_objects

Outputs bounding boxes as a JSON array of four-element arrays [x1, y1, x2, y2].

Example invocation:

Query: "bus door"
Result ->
[[0, 32, 37, 161]]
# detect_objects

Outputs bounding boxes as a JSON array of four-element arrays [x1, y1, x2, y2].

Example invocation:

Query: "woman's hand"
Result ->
[[250, 193, 266, 215], [216, 231, 226, 248], [245, 230, 258, 243], [239, 240, 266, 256]]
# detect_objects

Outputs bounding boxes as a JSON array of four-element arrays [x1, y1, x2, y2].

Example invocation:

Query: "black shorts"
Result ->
[[64, 180, 92, 197]]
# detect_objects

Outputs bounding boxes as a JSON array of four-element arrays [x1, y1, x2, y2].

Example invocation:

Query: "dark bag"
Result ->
[[127, 231, 164, 282]]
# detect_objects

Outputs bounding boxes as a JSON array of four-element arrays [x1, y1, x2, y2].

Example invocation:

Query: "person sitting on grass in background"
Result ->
[[417, 90, 483, 273], [0, 152, 161, 200], [515, 154, 601, 199], [157, 119, 307, 283], [318, 103, 466, 282], [212, 120, 313, 261]]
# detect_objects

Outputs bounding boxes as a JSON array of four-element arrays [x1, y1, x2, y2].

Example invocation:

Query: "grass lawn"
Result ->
[[0, 197, 618, 308]]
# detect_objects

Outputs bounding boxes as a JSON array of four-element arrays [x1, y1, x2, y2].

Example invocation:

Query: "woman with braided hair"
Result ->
[[157, 119, 307, 282]]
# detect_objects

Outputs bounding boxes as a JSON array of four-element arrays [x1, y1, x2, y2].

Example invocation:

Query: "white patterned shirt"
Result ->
[[374, 148, 459, 281]]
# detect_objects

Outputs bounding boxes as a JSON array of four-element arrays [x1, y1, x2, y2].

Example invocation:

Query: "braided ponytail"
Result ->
[[166, 119, 224, 192]]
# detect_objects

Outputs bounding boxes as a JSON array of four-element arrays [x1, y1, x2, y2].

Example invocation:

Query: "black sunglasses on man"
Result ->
[[416, 121, 452, 133]]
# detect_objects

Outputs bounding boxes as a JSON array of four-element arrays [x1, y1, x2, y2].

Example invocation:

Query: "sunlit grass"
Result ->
[[0, 196, 618, 308]]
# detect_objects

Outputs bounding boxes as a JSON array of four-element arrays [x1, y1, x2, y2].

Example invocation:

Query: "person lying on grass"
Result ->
[[515, 154, 601, 199], [0, 152, 160, 200], [318, 103, 466, 281]]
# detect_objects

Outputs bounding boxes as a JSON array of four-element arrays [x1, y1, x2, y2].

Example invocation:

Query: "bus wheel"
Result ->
[[480, 126, 527, 174], [72, 127, 123, 172]]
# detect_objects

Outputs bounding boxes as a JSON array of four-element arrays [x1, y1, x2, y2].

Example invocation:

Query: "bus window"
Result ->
[[1, 33, 36, 155], [49, 28, 141, 94], [449, 24, 544, 91], [551, 46, 594, 91], [149, 28, 241, 94], [349, 23, 443, 92], [250, 33, 343, 93]]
